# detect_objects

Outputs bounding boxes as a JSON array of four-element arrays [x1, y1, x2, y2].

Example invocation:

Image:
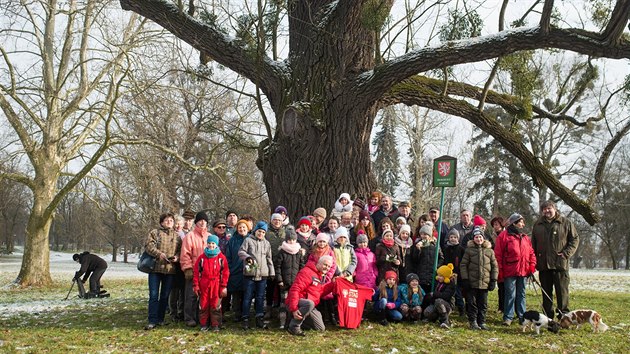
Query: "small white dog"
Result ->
[[522, 310, 560, 335], [559, 310, 608, 333]]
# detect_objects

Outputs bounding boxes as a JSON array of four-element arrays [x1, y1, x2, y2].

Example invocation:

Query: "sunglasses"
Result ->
[[215, 225, 226, 229]]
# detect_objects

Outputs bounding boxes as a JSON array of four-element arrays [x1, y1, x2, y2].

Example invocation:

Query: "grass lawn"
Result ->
[[1, 276, 629, 353]]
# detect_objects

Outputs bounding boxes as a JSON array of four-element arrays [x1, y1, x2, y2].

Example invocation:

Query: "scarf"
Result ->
[[394, 236, 412, 249], [382, 238, 395, 248], [280, 241, 301, 255], [204, 247, 219, 258], [507, 224, 524, 235], [297, 230, 311, 240], [310, 244, 330, 261]]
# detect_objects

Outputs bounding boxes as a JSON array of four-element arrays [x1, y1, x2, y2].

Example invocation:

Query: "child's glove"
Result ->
[[184, 268, 193, 280], [385, 302, 396, 310]]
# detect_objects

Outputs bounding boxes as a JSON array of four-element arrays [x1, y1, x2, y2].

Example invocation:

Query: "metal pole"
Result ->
[[431, 186, 446, 292]]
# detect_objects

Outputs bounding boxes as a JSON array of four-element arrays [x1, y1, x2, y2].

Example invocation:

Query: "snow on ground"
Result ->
[[1, 248, 629, 319]]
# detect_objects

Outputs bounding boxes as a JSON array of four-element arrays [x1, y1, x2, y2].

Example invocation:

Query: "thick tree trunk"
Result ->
[[17, 190, 55, 287], [258, 100, 378, 221]]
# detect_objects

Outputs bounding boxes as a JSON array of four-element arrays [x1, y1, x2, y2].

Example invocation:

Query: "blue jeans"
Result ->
[[242, 277, 267, 319], [375, 298, 403, 321], [503, 276, 526, 321], [148, 272, 174, 325]]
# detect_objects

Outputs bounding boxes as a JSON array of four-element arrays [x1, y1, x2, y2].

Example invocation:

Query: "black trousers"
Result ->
[[465, 288, 488, 325]]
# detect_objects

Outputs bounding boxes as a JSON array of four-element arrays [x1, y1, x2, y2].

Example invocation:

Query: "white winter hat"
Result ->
[[335, 226, 349, 241]]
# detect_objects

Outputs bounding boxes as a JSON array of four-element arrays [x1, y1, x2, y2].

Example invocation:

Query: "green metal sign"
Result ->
[[432, 155, 457, 187]]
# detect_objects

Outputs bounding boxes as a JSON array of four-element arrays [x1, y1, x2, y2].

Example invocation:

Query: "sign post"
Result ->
[[431, 155, 457, 292]]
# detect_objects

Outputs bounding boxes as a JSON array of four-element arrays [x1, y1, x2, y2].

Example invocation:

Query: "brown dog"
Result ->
[[559, 310, 609, 333]]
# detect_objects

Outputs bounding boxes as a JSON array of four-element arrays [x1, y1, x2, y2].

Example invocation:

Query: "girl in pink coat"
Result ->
[[354, 231, 377, 289]]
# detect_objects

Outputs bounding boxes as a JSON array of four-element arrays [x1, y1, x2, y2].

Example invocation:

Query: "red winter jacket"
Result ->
[[286, 262, 335, 313], [192, 252, 229, 292], [494, 229, 536, 282]]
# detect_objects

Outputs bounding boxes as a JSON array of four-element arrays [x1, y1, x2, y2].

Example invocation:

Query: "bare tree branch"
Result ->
[[602, 0, 630, 45], [540, 0, 554, 34]]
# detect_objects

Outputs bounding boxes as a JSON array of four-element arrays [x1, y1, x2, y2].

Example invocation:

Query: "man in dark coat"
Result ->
[[531, 200, 579, 319], [73, 251, 108, 296]]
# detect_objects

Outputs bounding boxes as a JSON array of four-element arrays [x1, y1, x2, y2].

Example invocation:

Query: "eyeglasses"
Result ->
[[215, 225, 226, 229]]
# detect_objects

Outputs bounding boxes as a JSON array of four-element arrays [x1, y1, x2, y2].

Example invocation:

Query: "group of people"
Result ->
[[141, 192, 579, 335]]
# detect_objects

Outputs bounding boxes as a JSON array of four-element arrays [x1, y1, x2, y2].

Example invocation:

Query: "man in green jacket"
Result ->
[[531, 200, 579, 319]]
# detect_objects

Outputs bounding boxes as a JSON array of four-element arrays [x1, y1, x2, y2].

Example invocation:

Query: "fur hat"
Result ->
[[207, 234, 219, 245], [385, 270, 398, 281], [285, 225, 297, 241], [297, 216, 312, 228], [316, 233, 329, 244], [473, 215, 486, 226], [335, 227, 349, 241], [313, 207, 327, 219], [274, 205, 288, 214], [399, 224, 411, 235], [182, 209, 196, 220], [436, 263, 454, 283], [253, 221, 268, 233], [353, 198, 366, 210], [271, 213, 283, 221], [406, 273, 419, 284], [194, 211, 209, 225], [418, 225, 433, 236], [507, 213, 524, 225], [356, 233, 369, 244], [359, 210, 370, 221], [338, 193, 351, 203]]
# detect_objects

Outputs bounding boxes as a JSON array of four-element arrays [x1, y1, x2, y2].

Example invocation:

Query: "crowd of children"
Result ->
[[150, 192, 513, 334]]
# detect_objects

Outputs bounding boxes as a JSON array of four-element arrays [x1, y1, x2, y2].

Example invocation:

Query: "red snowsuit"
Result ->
[[193, 252, 229, 327]]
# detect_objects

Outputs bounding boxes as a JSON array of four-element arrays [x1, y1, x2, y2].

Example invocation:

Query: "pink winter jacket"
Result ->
[[354, 247, 377, 289], [180, 226, 208, 271]]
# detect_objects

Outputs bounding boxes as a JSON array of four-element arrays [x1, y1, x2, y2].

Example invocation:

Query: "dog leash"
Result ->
[[527, 274, 555, 313]]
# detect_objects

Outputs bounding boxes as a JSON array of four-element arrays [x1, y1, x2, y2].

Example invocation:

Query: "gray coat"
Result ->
[[460, 240, 498, 290], [238, 234, 275, 281]]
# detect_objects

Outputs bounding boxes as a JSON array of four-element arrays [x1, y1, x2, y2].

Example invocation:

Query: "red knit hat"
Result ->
[[385, 270, 398, 281], [359, 210, 370, 221], [297, 216, 312, 228], [473, 215, 486, 226]]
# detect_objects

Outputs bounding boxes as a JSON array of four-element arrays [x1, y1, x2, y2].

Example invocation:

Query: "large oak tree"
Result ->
[[120, 0, 630, 224]]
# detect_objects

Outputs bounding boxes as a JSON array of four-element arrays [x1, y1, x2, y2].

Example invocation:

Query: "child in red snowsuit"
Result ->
[[193, 235, 229, 331]]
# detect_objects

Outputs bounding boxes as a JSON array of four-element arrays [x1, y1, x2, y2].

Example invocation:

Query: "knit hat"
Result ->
[[406, 273, 419, 284], [396, 216, 407, 225], [382, 229, 394, 239], [213, 219, 227, 228], [448, 229, 460, 238], [335, 227, 349, 241], [271, 213, 283, 221], [507, 213, 524, 226], [399, 224, 411, 235], [353, 198, 366, 210], [316, 233, 329, 243], [297, 216, 312, 228], [473, 215, 486, 227], [195, 211, 209, 224], [274, 205, 288, 214], [436, 263, 454, 283], [359, 210, 370, 221], [285, 225, 297, 241], [253, 221, 268, 233], [356, 233, 369, 244], [418, 225, 433, 236], [313, 207, 327, 219], [182, 209, 196, 220], [472, 227, 483, 237], [385, 270, 398, 281], [207, 234, 219, 245], [225, 210, 238, 218]]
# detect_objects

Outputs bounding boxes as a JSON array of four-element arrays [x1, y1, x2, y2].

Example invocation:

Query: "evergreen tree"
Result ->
[[372, 107, 401, 197]]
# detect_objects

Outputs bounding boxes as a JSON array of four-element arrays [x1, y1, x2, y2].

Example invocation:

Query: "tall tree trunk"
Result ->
[[17, 180, 56, 286]]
